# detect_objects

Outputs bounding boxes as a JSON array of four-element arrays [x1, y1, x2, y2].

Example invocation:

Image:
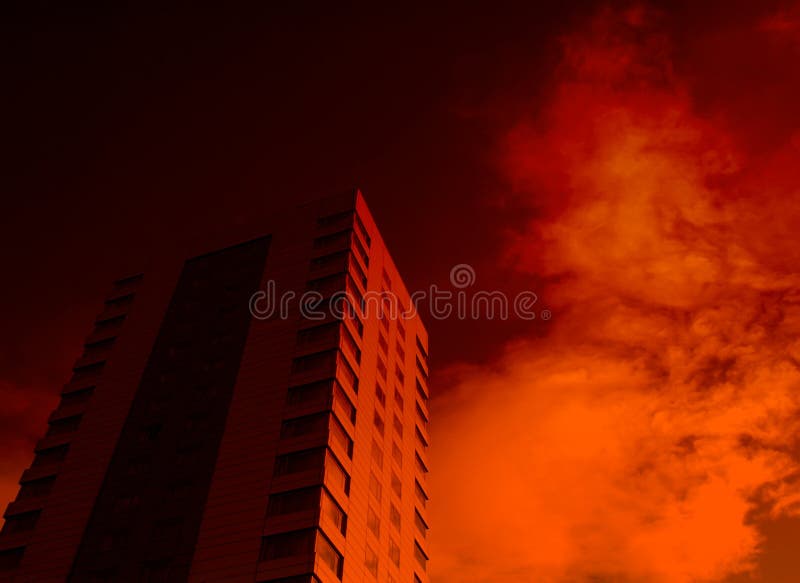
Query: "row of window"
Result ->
[[263, 447, 350, 576], [266, 486, 347, 535], [0, 510, 40, 536], [316, 215, 431, 580], [286, 379, 356, 424], [310, 249, 367, 292], [366, 326, 405, 579], [315, 208, 370, 252], [311, 210, 370, 291], [1, 281, 140, 552], [70, 242, 274, 580], [364, 510, 428, 577], [291, 349, 359, 394], [312, 209, 430, 582], [371, 260, 434, 581], [315, 210, 371, 249], [259, 237, 370, 579], [3, 277, 142, 549], [280, 409, 354, 458], [260, 527, 344, 576]]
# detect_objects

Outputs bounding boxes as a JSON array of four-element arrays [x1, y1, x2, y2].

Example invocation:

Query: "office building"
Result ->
[[0, 190, 431, 583]]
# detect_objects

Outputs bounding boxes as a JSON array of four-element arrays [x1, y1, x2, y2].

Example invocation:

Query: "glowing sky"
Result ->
[[431, 4, 800, 581], [3, 2, 800, 581]]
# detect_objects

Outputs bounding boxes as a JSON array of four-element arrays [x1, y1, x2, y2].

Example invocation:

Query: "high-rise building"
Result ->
[[0, 191, 431, 583]]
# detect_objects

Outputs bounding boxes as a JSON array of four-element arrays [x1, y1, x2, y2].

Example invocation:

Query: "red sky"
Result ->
[[3, 2, 800, 581], [432, 4, 800, 581]]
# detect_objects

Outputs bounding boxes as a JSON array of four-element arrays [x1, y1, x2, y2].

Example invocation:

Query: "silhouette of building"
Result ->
[[0, 191, 431, 583]]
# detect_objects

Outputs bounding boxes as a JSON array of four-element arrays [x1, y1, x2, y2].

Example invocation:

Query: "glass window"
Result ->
[[389, 538, 401, 566], [415, 509, 429, 538], [292, 351, 336, 375], [414, 541, 428, 572], [365, 544, 379, 577], [287, 380, 332, 407], [274, 448, 325, 477], [330, 415, 354, 458], [316, 531, 343, 578], [297, 322, 339, 346], [415, 480, 428, 509], [393, 413, 403, 437], [390, 503, 401, 530], [391, 471, 402, 498], [369, 471, 382, 502], [325, 451, 350, 494], [371, 439, 384, 468], [367, 505, 381, 537], [321, 489, 347, 535], [375, 383, 386, 407], [332, 381, 356, 423], [373, 411, 385, 435], [267, 487, 320, 516], [260, 529, 315, 561], [281, 413, 328, 439], [392, 442, 403, 467]]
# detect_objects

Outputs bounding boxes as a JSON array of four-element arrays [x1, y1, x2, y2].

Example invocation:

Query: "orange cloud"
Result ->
[[431, 5, 800, 582]]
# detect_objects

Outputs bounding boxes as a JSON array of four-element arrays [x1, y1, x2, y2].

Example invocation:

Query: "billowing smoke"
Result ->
[[431, 5, 800, 582]]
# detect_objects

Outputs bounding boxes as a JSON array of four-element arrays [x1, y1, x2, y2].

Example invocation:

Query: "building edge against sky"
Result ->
[[0, 189, 432, 583]]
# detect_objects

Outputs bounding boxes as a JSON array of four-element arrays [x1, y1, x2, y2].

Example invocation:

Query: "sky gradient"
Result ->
[[3, 2, 800, 581]]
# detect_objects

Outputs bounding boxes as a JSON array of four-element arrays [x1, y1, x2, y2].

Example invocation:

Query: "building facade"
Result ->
[[0, 191, 431, 583]]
